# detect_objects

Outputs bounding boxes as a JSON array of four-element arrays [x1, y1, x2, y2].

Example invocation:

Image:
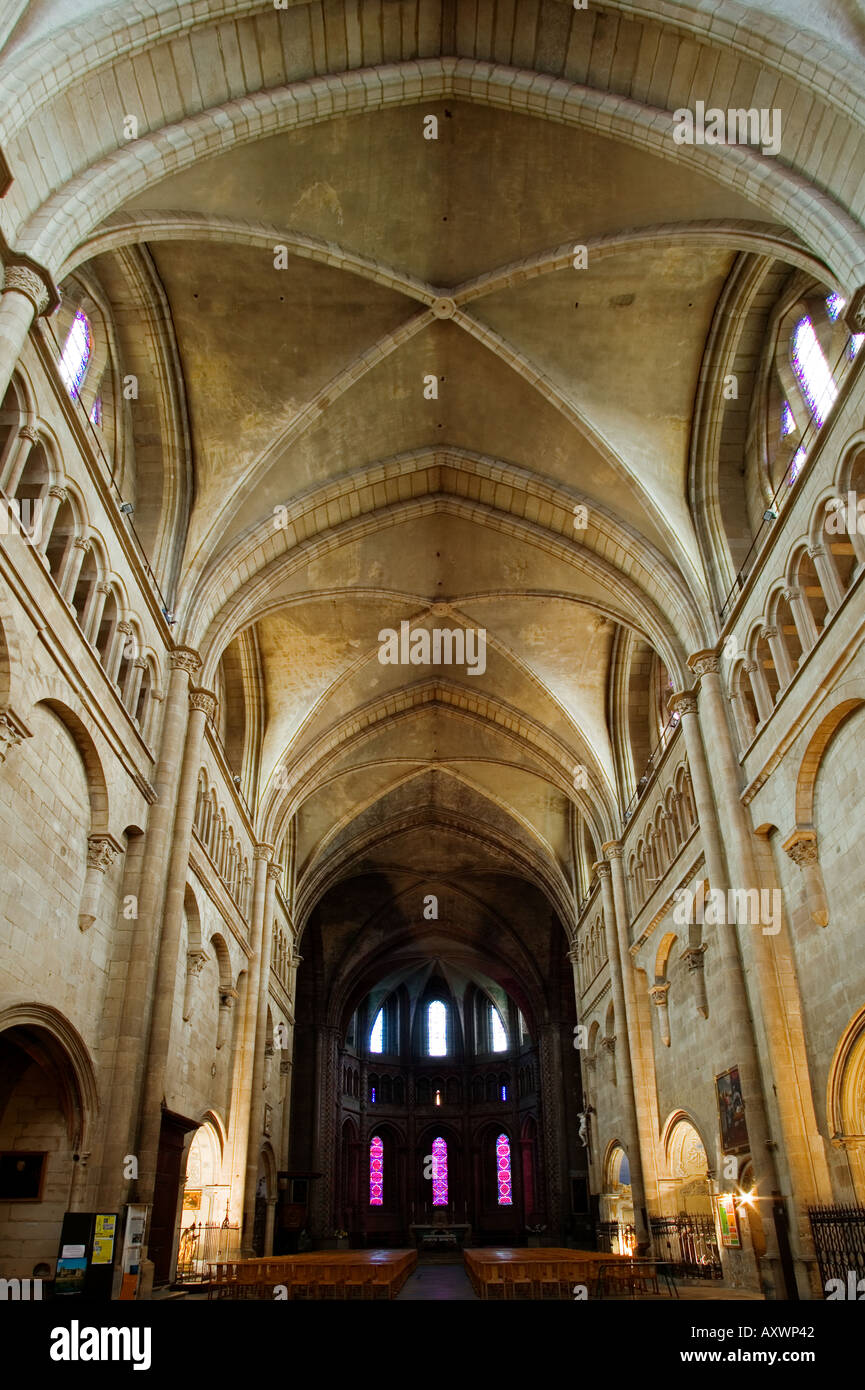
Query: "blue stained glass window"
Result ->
[[780, 401, 795, 438], [58, 309, 92, 399], [371, 1087, 376, 1103], [427, 1000, 447, 1056], [431, 1136, 448, 1206], [370, 1007, 384, 1054], [369, 1136, 383, 1205], [825, 292, 845, 322], [496, 1133, 512, 1205], [791, 317, 837, 427], [500, 1084, 508, 1101], [491, 1005, 507, 1052]]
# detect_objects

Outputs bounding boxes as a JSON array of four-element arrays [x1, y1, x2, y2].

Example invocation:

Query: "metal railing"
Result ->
[[175, 1221, 241, 1284], [622, 712, 681, 824], [808, 1204, 865, 1292]]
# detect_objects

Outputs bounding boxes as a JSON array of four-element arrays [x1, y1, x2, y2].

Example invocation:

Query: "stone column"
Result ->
[[59, 535, 90, 604], [78, 833, 122, 932], [746, 658, 773, 723], [123, 656, 147, 715], [762, 624, 794, 689], [685, 653, 790, 1296], [649, 983, 671, 1047], [1, 423, 39, 495], [782, 826, 829, 928], [83, 580, 110, 646], [667, 691, 730, 916], [36, 484, 66, 555], [182, 946, 209, 1022], [538, 1022, 568, 1233], [606, 843, 661, 1211], [227, 843, 272, 1232], [310, 1024, 341, 1240], [136, 686, 217, 1204], [242, 859, 281, 1251], [0, 266, 52, 402], [808, 543, 844, 614], [94, 647, 200, 1215], [594, 860, 650, 1251], [782, 586, 818, 653]]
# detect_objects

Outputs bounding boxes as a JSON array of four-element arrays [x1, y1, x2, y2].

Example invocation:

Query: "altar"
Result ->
[[409, 1222, 471, 1251]]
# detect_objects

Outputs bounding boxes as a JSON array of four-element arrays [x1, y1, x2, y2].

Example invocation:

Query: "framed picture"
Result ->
[[716, 1192, 741, 1248], [0, 1151, 46, 1201], [182, 1189, 201, 1211], [715, 1066, 750, 1155]]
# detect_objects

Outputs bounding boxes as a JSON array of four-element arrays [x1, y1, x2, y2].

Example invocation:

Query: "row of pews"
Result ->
[[463, 1247, 644, 1299], [208, 1249, 417, 1300]]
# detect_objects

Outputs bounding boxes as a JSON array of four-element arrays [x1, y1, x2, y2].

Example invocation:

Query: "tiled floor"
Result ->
[[396, 1262, 479, 1300]]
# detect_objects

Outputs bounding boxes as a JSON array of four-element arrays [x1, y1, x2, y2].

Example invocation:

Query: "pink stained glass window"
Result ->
[[496, 1133, 512, 1206], [369, 1135, 383, 1206], [431, 1136, 448, 1206]]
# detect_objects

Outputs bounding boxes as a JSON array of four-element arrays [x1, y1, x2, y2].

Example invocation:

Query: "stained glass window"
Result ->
[[491, 1005, 507, 1052], [780, 401, 795, 438], [431, 1136, 448, 1206], [369, 1135, 383, 1205], [825, 292, 845, 322], [370, 1007, 384, 1054], [851, 334, 864, 361], [58, 309, 92, 399], [371, 1086, 376, 1103], [496, 1133, 512, 1205], [500, 1084, 508, 1101], [427, 1000, 447, 1056], [788, 445, 808, 486], [791, 316, 837, 427], [90, 395, 102, 427]]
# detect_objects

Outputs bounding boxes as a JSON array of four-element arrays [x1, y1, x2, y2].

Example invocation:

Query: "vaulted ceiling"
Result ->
[[4, 0, 863, 949]]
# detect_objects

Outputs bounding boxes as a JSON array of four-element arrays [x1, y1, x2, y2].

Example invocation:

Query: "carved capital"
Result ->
[[602, 840, 623, 860], [72, 536, 91, 553], [48, 484, 67, 502], [0, 707, 32, 762], [688, 649, 721, 677], [169, 646, 201, 675], [188, 686, 217, 719], [86, 833, 123, 873], [4, 264, 51, 314], [254, 842, 274, 862], [783, 825, 819, 868], [267, 860, 283, 882], [592, 860, 611, 882], [132, 656, 148, 670], [807, 544, 825, 561], [116, 620, 133, 636], [18, 425, 40, 445], [743, 660, 758, 674], [683, 944, 707, 974], [781, 587, 800, 603], [95, 581, 112, 596], [668, 689, 698, 717], [649, 982, 671, 1006], [844, 286, 865, 336], [187, 947, 209, 976], [761, 625, 778, 641], [566, 945, 580, 965]]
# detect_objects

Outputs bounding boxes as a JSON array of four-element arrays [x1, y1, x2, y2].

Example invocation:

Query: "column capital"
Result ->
[[602, 840, 623, 859], [807, 544, 825, 560], [188, 686, 217, 719], [47, 484, 67, 502], [782, 825, 819, 867], [186, 947, 209, 976], [592, 859, 612, 881], [86, 833, 124, 872], [18, 425, 40, 446], [683, 944, 708, 973], [3, 263, 54, 315], [132, 655, 148, 670], [668, 688, 698, 717], [169, 645, 201, 675], [760, 625, 778, 641], [782, 586, 801, 602], [687, 649, 721, 678], [0, 707, 32, 762], [253, 842, 274, 862], [267, 860, 283, 882], [566, 943, 579, 965], [649, 982, 670, 1005], [72, 535, 91, 552]]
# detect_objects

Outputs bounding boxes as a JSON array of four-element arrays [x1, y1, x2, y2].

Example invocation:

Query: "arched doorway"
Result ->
[[601, 1144, 635, 1254], [657, 1116, 721, 1277], [0, 1009, 96, 1282], [176, 1119, 235, 1281]]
